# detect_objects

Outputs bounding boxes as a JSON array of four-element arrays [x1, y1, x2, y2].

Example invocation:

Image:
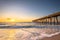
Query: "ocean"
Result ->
[[0, 22, 60, 29], [0, 22, 60, 40]]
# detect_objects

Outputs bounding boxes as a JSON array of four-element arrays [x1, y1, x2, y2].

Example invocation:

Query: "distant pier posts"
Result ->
[[54, 17, 56, 25], [45, 19, 47, 25], [42, 20, 43, 25], [48, 18, 50, 25]]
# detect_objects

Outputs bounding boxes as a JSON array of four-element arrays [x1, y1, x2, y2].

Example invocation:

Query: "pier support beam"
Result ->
[[45, 19, 47, 25], [54, 17, 56, 25], [48, 18, 50, 25], [56, 16, 58, 25], [50, 17, 52, 25]]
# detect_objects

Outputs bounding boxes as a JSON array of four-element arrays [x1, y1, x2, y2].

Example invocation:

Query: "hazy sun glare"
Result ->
[[0, 18, 17, 22], [6, 18, 16, 22], [0, 17, 33, 22]]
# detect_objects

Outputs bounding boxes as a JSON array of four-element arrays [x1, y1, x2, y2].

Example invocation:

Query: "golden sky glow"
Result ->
[[0, 17, 33, 22], [0, 0, 59, 22]]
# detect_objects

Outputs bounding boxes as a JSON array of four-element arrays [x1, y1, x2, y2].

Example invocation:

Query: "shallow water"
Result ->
[[0, 28, 60, 40], [0, 22, 60, 40]]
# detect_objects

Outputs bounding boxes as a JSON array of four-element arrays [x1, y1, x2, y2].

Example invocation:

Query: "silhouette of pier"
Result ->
[[32, 12, 60, 25]]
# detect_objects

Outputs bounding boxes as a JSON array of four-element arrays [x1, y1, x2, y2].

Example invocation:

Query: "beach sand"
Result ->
[[42, 34, 60, 40]]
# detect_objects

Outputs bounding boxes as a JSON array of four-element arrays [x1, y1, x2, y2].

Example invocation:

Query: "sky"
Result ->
[[0, 0, 60, 22]]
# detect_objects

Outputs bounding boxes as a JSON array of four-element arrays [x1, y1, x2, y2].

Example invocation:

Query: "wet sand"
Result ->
[[42, 34, 60, 40]]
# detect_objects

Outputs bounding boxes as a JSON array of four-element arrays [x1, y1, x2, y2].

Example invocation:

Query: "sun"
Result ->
[[7, 18, 16, 22]]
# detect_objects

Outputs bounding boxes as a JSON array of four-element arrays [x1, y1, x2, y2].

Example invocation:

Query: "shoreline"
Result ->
[[42, 33, 60, 40]]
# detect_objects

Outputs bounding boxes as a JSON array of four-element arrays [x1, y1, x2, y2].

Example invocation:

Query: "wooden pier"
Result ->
[[32, 12, 60, 25]]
